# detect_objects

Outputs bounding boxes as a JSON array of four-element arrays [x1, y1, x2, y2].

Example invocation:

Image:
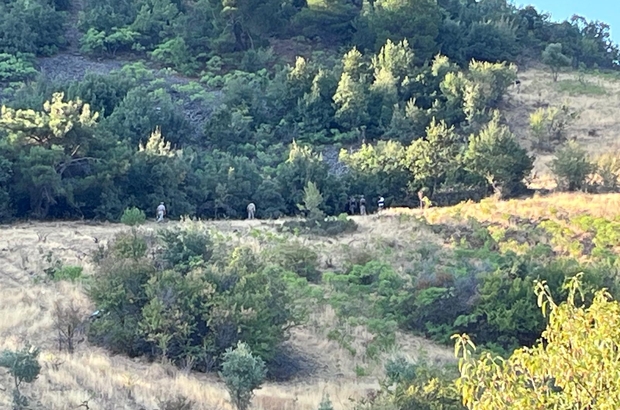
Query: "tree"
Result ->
[[0, 154, 12, 222], [542, 43, 571, 82], [298, 181, 324, 221], [220, 342, 266, 410], [405, 119, 461, 194], [318, 394, 334, 410], [333, 71, 369, 130], [0, 345, 41, 409], [454, 274, 620, 409], [551, 141, 595, 192], [464, 112, 533, 198]]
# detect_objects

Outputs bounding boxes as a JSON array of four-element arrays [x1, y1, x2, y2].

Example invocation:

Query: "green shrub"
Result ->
[[0, 53, 37, 82], [88, 258, 157, 356], [385, 356, 418, 384], [159, 226, 213, 271], [271, 241, 321, 283], [89, 232, 297, 370], [0, 345, 41, 409], [112, 230, 148, 260], [220, 342, 266, 410], [318, 395, 335, 410], [383, 357, 463, 410], [53, 265, 83, 282], [551, 141, 595, 191], [120, 207, 146, 226]]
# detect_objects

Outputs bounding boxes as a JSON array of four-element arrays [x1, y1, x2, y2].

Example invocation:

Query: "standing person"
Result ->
[[377, 196, 385, 212], [247, 202, 256, 220], [418, 189, 425, 209], [348, 196, 357, 215], [156, 202, 166, 222], [359, 195, 366, 215]]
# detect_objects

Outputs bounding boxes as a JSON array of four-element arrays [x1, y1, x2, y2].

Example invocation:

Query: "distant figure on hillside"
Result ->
[[418, 189, 431, 209], [377, 196, 385, 212], [359, 195, 366, 215], [247, 202, 256, 220], [156, 202, 166, 222], [348, 196, 357, 215], [515, 79, 521, 94]]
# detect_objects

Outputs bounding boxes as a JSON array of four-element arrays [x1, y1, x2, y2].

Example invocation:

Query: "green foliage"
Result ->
[[159, 225, 213, 271], [88, 257, 156, 355], [405, 119, 461, 193], [52, 265, 84, 282], [318, 394, 334, 410], [464, 111, 533, 198], [112, 230, 148, 260], [120, 206, 146, 225], [529, 103, 578, 151], [324, 261, 407, 356], [382, 356, 464, 410], [89, 226, 300, 370], [298, 180, 325, 221], [0, 345, 41, 409], [555, 79, 607, 96], [271, 241, 321, 283], [542, 43, 572, 81], [0, 0, 66, 56], [454, 274, 620, 409], [0, 54, 37, 82], [220, 342, 266, 410], [551, 141, 595, 191]]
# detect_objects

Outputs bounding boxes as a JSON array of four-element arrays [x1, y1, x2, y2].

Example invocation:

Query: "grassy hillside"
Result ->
[[502, 66, 620, 188], [2, 192, 620, 409], [0, 217, 453, 410]]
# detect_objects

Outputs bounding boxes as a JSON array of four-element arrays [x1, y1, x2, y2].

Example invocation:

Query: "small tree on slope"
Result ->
[[220, 342, 266, 410]]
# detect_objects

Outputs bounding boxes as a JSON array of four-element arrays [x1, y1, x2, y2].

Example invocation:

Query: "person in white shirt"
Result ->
[[247, 202, 256, 220], [156, 202, 166, 222]]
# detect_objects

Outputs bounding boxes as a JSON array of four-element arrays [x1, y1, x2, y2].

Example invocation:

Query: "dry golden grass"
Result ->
[[420, 192, 620, 225], [502, 65, 620, 187], [0, 217, 452, 410]]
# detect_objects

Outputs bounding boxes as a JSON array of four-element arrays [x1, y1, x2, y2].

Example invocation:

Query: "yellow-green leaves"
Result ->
[[454, 276, 620, 409]]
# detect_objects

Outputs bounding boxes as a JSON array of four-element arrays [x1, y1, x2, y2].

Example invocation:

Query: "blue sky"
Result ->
[[516, 0, 619, 45]]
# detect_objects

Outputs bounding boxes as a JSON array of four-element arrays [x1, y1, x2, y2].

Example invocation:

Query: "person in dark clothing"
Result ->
[[348, 196, 357, 215]]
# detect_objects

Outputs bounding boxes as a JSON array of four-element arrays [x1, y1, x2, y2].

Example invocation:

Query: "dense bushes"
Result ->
[[88, 224, 303, 370], [0, 0, 66, 56], [0, 0, 617, 223], [72, 0, 619, 74]]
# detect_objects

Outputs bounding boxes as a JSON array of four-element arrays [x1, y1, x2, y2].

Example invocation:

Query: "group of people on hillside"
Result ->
[[348, 195, 384, 215], [154, 195, 386, 223]]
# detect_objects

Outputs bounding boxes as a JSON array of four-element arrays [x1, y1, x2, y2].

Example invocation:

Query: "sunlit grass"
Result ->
[[555, 79, 607, 96]]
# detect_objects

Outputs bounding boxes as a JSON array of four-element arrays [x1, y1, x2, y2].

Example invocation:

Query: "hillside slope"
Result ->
[[502, 66, 620, 187], [0, 216, 452, 410]]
